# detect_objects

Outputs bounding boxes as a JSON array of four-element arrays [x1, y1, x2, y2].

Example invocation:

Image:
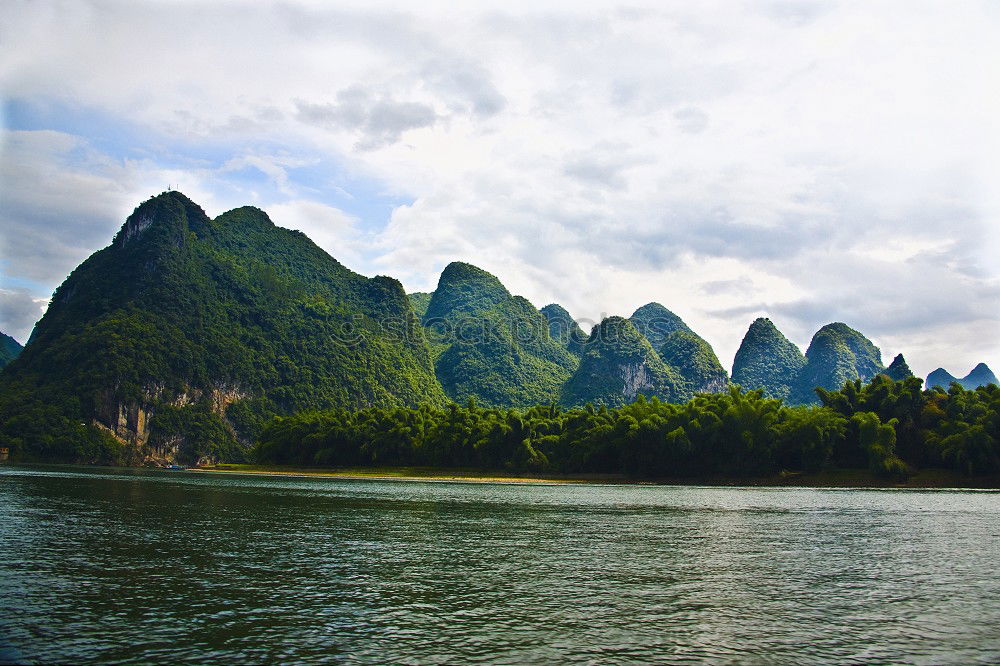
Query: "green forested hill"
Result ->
[[883, 354, 914, 381], [731, 318, 807, 401], [0, 332, 21, 369], [793, 323, 885, 404], [0, 191, 445, 464], [540, 303, 588, 356], [628, 302, 728, 397], [407, 292, 433, 319], [421, 262, 578, 406], [561, 316, 686, 407], [6, 190, 982, 467], [628, 302, 691, 349], [658, 330, 729, 396]]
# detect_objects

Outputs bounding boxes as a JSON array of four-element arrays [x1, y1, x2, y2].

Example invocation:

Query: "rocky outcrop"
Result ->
[[561, 316, 685, 407], [92, 382, 249, 465]]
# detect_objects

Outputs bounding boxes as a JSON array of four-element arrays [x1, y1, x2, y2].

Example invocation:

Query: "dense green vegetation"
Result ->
[[256, 377, 1000, 479], [407, 292, 432, 319], [560, 316, 686, 407], [422, 262, 578, 407], [0, 191, 446, 464], [731, 318, 807, 401], [625, 302, 729, 397], [0, 332, 21, 369], [883, 353, 914, 381], [793, 323, 885, 404], [540, 303, 588, 356], [658, 330, 729, 396], [3, 192, 996, 470], [628, 302, 691, 349]]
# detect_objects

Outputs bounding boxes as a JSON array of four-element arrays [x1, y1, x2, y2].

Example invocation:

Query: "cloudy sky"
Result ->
[[1, 0, 998, 378]]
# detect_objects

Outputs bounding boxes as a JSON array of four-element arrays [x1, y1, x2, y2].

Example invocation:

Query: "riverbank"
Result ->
[[190, 464, 1000, 488]]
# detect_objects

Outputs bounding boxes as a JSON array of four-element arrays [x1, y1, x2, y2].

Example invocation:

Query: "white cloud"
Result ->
[[265, 200, 368, 269], [1, 1, 999, 377]]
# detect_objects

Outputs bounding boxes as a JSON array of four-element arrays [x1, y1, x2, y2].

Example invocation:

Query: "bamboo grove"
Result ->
[[255, 377, 1000, 479]]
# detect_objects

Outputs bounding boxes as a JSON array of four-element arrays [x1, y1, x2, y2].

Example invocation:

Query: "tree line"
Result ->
[[255, 376, 1000, 479]]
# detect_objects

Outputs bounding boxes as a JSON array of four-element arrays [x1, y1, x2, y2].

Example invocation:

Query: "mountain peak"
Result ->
[[561, 316, 684, 407], [540, 303, 588, 356], [628, 302, 691, 349], [114, 190, 210, 248], [795, 322, 884, 403], [963, 363, 999, 388], [731, 317, 806, 400], [882, 353, 914, 381], [424, 262, 511, 321]]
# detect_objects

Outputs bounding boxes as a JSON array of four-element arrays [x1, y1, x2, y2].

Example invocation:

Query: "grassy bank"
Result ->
[[190, 464, 1000, 488]]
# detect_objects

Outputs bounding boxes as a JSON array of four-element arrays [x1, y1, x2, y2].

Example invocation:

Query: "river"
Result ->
[[1, 465, 998, 664]]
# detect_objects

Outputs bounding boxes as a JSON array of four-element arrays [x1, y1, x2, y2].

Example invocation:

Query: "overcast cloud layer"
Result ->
[[1, 0, 998, 379]]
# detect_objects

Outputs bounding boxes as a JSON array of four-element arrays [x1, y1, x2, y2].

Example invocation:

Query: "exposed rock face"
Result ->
[[927, 363, 999, 390], [540, 303, 588, 356], [620, 361, 652, 401], [561, 316, 685, 407], [91, 382, 250, 465], [793, 323, 885, 404], [882, 354, 914, 381], [118, 214, 154, 245], [731, 318, 806, 401], [0, 190, 446, 465]]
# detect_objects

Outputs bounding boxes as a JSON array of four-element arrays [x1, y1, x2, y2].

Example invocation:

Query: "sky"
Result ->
[[1, 0, 998, 379]]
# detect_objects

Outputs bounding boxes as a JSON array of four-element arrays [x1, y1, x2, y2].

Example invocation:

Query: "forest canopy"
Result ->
[[255, 377, 1000, 479]]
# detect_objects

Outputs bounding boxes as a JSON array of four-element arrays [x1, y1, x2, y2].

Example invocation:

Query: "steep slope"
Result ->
[[628, 302, 691, 349], [0, 332, 22, 369], [422, 262, 577, 406], [629, 302, 728, 396], [658, 330, 729, 396], [927, 363, 999, 390], [793, 322, 884, 404], [407, 292, 432, 319], [540, 303, 588, 356], [962, 363, 999, 388], [926, 368, 960, 389], [561, 316, 686, 407], [731, 318, 807, 401], [882, 354, 914, 381], [0, 191, 446, 464]]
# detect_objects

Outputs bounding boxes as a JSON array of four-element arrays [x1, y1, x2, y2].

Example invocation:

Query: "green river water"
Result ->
[[1, 465, 998, 664]]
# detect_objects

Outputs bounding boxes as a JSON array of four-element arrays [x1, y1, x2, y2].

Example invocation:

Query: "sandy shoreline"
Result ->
[[186, 465, 1000, 489]]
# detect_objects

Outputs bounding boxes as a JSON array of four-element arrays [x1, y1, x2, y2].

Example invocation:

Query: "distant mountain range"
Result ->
[[926, 364, 1000, 391], [0, 191, 995, 463]]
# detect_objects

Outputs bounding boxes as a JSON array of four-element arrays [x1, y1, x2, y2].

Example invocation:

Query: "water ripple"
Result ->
[[0, 466, 998, 664]]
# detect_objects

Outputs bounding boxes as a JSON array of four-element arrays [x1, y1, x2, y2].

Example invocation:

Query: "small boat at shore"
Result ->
[[164, 465, 186, 471]]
